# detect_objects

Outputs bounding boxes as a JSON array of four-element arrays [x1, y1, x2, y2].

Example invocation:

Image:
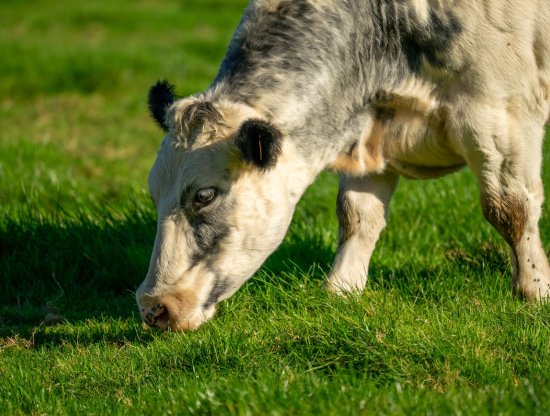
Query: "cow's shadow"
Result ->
[[0, 210, 155, 344]]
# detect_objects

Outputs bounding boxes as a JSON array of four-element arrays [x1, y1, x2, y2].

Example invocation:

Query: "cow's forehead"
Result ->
[[180, 143, 242, 190], [150, 134, 244, 199]]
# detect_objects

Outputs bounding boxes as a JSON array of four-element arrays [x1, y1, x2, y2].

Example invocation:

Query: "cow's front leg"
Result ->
[[464, 117, 550, 300], [326, 172, 399, 293]]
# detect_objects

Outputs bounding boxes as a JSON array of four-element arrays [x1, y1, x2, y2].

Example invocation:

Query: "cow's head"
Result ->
[[136, 81, 314, 330]]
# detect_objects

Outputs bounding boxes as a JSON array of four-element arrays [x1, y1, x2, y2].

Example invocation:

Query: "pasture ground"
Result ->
[[1, 1, 549, 414]]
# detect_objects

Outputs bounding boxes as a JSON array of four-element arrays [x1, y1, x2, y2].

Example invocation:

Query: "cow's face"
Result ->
[[136, 82, 313, 330]]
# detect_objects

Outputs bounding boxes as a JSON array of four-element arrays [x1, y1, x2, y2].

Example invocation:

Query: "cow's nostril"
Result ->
[[142, 304, 170, 330]]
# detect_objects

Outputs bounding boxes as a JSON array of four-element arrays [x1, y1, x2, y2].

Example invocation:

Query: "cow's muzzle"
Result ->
[[137, 290, 213, 331]]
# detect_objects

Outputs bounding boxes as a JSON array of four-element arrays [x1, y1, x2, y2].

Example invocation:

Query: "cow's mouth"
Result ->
[[155, 307, 170, 330]]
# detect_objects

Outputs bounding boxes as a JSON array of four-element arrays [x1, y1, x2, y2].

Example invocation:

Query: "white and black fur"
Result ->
[[138, 0, 550, 331]]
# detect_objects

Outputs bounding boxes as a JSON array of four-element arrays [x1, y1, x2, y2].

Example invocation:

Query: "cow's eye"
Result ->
[[192, 188, 218, 209]]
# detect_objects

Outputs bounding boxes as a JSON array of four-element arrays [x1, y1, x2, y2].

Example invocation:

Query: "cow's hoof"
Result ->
[[325, 274, 366, 295], [514, 280, 550, 301]]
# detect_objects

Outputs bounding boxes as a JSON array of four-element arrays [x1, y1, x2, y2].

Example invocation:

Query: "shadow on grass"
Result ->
[[0, 211, 154, 303], [368, 241, 511, 302], [0, 207, 156, 336], [0, 318, 164, 349]]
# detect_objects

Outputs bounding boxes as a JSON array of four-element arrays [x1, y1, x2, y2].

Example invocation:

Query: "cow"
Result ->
[[136, 0, 550, 331]]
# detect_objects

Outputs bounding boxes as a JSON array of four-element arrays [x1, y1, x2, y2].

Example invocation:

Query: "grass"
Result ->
[[1, 0, 550, 414]]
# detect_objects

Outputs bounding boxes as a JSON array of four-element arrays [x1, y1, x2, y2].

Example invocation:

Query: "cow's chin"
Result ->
[[159, 292, 218, 331], [156, 304, 217, 332], [167, 307, 216, 331]]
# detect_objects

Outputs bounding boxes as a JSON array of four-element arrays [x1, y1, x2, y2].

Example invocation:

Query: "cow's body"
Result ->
[[137, 0, 550, 330]]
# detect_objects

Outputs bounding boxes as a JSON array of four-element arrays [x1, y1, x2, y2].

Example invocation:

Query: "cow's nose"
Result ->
[[137, 290, 210, 331], [141, 303, 170, 330]]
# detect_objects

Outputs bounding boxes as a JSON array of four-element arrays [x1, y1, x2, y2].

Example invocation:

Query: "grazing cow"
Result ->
[[137, 0, 550, 331]]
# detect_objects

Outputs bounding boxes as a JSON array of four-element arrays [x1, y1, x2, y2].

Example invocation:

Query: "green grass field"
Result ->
[[1, 1, 550, 414]]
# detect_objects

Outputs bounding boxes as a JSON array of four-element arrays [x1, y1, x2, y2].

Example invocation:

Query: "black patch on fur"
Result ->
[[235, 119, 282, 170], [202, 276, 229, 310], [148, 80, 176, 131], [214, 0, 318, 97], [189, 215, 230, 268], [194, 222, 229, 259], [400, 9, 463, 72], [347, 3, 463, 76], [184, 192, 235, 268]]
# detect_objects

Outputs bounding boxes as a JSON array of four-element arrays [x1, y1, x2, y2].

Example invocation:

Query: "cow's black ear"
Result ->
[[148, 80, 176, 131], [235, 119, 282, 170]]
